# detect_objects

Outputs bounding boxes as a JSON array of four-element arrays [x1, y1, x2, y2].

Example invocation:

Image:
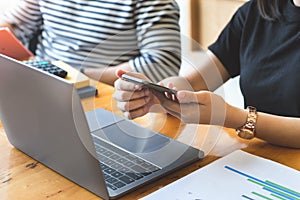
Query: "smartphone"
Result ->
[[121, 74, 178, 102]]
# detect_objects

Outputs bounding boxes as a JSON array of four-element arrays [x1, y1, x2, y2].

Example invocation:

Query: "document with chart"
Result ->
[[141, 150, 300, 200]]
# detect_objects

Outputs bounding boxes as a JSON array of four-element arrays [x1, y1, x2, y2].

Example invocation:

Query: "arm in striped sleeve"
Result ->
[[129, 0, 182, 83]]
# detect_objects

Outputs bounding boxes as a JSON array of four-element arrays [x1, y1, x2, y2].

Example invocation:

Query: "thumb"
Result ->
[[177, 90, 208, 104], [116, 68, 128, 78]]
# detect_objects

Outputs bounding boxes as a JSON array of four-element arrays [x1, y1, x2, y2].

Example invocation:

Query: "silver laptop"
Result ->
[[0, 54, 204, 199]]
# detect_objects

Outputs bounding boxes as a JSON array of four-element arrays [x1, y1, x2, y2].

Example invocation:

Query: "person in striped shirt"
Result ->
[[0, 0, 181, 85]]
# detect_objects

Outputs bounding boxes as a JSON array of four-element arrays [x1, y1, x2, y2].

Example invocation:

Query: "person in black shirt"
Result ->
[[113, 0, 300, 148]]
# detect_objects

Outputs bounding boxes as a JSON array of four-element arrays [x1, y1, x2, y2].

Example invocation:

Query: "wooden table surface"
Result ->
[[1, 82, 300, 200]]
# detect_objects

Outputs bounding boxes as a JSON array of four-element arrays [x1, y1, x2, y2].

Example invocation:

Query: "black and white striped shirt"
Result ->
[[2, 0, 181, 82]]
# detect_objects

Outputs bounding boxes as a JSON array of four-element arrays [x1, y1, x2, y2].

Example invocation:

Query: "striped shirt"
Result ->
[[2, 0, 181, 82]]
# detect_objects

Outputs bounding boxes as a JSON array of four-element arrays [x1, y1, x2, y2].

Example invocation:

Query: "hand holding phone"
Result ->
[[121, 74, 178, 102]]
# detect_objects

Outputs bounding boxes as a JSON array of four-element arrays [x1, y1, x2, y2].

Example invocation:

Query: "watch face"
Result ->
[[237, 129, 254, 140]]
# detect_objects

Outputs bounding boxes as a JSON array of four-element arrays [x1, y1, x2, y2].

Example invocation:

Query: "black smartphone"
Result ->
[[121, 74, 178, 102]]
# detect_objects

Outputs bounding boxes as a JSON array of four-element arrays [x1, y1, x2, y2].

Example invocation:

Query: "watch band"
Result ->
[[236, 106, 257, 140]]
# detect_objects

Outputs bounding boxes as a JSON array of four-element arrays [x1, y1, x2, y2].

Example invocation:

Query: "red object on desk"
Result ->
[[0, 27, 34, 60]]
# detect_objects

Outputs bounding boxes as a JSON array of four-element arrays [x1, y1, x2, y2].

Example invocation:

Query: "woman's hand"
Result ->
[[160, 90, 230, 126]]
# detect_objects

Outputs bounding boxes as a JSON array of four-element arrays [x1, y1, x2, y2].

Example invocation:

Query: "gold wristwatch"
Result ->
[[236, 106, 257, 140]]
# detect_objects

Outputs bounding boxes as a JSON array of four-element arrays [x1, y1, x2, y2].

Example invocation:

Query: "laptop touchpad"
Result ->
[[91, 120, 171, 154]]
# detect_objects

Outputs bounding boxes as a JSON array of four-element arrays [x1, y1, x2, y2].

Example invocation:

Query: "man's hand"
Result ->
[[113, 69, 164, 119]]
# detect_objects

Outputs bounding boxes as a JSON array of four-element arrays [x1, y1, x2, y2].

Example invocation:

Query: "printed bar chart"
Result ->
[[141, 150, 300, 200], [225, 166, 300, 200]]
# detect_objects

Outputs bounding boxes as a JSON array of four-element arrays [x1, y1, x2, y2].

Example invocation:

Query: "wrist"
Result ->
[[224, 105, 248, 129]]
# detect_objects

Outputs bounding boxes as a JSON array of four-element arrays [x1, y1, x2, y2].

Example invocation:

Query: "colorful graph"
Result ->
[[225, 166, 300, 200]]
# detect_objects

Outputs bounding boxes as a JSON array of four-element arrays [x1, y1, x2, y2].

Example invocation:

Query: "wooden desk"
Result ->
[[1, 82, 300, 200]]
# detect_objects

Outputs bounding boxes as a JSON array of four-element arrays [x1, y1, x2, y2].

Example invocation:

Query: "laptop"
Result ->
[[0, 54, 204, 199], [0, 27, 97, 98]]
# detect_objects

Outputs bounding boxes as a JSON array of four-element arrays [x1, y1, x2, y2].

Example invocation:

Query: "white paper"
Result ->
[[141, 150, 300, 200]]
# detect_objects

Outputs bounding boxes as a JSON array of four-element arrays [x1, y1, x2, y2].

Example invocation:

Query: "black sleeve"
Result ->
[[208, 1, 252, 78]]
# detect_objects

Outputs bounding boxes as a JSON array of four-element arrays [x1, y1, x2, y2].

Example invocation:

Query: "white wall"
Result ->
[[0, 0, 18, 13]]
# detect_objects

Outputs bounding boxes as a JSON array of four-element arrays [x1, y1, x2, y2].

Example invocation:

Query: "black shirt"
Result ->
[[209, 0, 300, 117]]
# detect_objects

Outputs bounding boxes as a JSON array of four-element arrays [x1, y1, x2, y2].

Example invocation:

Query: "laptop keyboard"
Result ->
[[23, 60, 68, 78], [93, 137, 161, 191]]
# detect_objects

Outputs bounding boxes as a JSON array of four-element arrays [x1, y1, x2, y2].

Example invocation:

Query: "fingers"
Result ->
[[114, 89, 152, 119], [114, 71, 185, 119], [115, 68, 128, 78], [176, 90, 210, 104], [156, 91, 181, 115], [114, 85, 147, 102], [116, 92, 155, 119], [114, 72, 153, 119], [115, 76, 141, 92], [156, 82, 178, 102], [122, 104, 152, 119], [163, 91, 178, 102], [116, 94, 150, 112]]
